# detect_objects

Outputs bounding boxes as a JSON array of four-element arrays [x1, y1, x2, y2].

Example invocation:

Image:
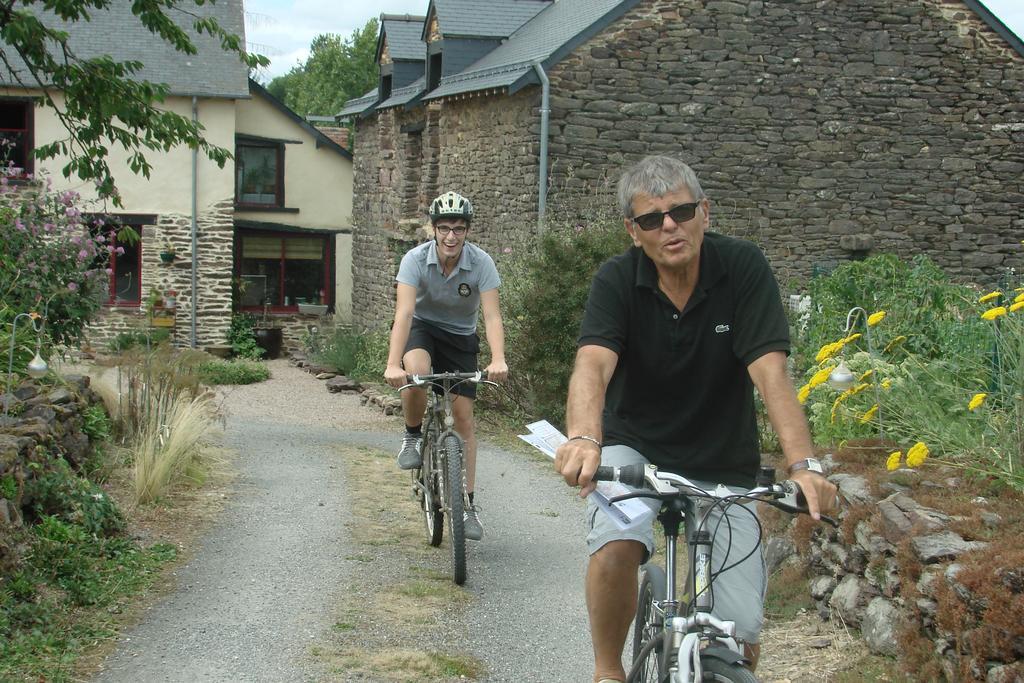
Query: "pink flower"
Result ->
[[67, 282, 78, 292], [115, 246, 125, 255], [78, 249, 88, 259], [105, 268, 113, 275]]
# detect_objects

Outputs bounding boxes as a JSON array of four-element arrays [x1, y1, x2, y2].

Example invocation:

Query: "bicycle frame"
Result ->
[[597, 463, 837, 683]]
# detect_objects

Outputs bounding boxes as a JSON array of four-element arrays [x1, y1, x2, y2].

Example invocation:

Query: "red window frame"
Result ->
[[235, 140, 285, 209], [0, 99, 34, 178], [235, 231, 331, 313]]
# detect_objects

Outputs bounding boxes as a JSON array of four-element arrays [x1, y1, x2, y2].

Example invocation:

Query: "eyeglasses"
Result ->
[[631, 202, 700, 231], [435, 225, 468, 236]]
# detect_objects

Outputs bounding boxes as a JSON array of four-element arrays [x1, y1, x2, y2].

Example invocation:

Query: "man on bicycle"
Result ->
[[384, 190, 508, 541], [554, 156, 838, 683]]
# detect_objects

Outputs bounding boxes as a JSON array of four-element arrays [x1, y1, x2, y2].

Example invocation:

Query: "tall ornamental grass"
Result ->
[[104, 344, 218, 503]]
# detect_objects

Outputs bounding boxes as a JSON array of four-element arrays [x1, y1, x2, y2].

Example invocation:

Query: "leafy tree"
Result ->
[[0, 0, 268, 205], [268, 18, 378, 117]]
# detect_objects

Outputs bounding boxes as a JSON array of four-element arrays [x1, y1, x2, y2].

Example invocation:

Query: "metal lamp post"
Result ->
[[827, 306, 884, 439], [4, 311, 49, 418]]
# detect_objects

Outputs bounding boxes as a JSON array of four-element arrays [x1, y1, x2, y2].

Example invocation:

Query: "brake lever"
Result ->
[[774, 481, 840, 528]]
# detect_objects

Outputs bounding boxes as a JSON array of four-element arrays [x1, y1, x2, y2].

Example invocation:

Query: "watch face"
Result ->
[[806, 458, 823, 473]]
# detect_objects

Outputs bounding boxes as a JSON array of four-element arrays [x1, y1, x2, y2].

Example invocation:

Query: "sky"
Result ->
[[243, 0, 1024, 81]]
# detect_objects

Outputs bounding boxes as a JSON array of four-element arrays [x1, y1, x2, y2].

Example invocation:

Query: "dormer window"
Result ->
[[428, 52, 442, 91]]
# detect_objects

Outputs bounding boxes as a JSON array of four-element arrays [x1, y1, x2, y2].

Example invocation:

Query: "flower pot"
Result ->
[[160, 251, 176, 264], [254, 326, 283, 359], [297, 303, 328, 315]]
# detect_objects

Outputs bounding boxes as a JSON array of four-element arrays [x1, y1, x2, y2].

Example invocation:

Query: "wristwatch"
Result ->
[[788, 457, 824, 475]]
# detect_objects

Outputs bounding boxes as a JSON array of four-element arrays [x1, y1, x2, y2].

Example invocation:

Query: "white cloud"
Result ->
[[245, 0, 426, 78]]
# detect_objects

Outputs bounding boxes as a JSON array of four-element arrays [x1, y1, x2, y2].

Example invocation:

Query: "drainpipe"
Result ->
[[532, 62, 550, 227], [190, 96, 199, 348]]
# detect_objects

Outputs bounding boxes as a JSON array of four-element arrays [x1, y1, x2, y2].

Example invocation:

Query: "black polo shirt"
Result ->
[[578, 232, 790, 487]]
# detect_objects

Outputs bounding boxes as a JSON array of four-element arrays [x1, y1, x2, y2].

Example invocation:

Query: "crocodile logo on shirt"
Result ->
[[458, 283, 472, 297], [715, 324, 730, 333]]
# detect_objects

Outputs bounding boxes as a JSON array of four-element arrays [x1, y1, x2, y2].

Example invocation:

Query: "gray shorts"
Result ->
[[585, 445, 767, 644]]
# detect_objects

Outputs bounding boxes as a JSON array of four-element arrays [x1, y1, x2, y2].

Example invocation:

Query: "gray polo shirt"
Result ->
[[396, 240, 501, 335]]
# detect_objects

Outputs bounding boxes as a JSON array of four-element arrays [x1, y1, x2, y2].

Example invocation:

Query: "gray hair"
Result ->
[[617, 155, 706, 217]]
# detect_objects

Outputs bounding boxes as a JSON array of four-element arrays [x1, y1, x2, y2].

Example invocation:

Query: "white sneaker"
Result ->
[[397, 433, 422, 469], [463, 505, 483, 541]]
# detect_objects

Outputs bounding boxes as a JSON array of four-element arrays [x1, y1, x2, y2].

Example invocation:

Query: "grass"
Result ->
[[133, 393, 217, 504], [311, 444, 483, 681], [195, 358, 270, 385]]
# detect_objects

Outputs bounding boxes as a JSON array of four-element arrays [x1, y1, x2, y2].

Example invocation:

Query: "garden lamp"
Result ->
[[827, 360, 856, 391], [4, 308, 49, 416]]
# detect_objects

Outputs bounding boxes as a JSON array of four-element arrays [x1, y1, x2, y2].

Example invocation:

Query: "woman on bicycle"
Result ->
[[554, 156, 838, 683], [384, 190, 508, 541]]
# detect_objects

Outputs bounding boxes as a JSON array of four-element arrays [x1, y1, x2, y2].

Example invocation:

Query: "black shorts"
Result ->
[[404, 318, 480, 398]]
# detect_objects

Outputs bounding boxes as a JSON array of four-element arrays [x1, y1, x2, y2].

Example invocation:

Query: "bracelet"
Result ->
[[568, 435, 602, 450]]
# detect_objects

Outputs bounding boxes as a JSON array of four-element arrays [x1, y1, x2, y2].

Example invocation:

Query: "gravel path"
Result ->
[[89, 360, 594, 682]]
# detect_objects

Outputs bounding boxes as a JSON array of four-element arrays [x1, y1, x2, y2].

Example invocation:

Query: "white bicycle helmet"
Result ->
[[429, 191, 474, 223]]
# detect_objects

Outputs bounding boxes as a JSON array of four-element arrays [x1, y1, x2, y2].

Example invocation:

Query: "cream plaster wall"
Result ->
[[26, 91, 236, 212], [233, 93, 353, 231]]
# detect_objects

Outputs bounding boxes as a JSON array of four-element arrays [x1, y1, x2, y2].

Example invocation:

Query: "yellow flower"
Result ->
[[808, 365, 835, 390], [848, 382, 869, 397], [797, 384, 811, 404], [906, 442, 930, 468], [883, 335, 907, 353], [981, 306, 1007, 321], [1011, 301, 1024, 314], [978, 291, 1002, 304], [886, 451, 902, 471], [858, 369, 874, 382], [867, 311, 886, 326], [860, 404, 879, 423], [843, 333, 863, 344], [815, 341, 844, 363], [831, 393, 848, 423], [1015, 292, 1024, 304], [968, 393, 987, 411], [880, 379, 893, 390]]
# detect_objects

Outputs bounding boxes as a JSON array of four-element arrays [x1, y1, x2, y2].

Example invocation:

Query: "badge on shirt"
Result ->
[[458, 283, 472, 297]]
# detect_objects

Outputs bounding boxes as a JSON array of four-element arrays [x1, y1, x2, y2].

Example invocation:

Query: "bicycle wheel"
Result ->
[[631, 564, 668, 683], [700, 656, 759, 682], [443, 434, 467, 585], [420, 430, 443, 547]]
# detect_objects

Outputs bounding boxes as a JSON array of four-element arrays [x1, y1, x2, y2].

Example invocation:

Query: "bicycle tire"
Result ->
[[631, 564, 668, 683], [420, 430, 443, 547], [443, 433, 467, 585], [700, 656, 759, 682]]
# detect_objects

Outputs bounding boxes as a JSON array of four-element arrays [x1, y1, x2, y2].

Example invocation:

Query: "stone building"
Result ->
[[1, 0, 354, 353], [343, 0, 1024, 331]]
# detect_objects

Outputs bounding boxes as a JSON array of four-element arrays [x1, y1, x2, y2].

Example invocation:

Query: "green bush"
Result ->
[[108, 328, 170, 353], [794, 254, 988, 375], [226, 314, 262, 360], [310, 327, 362, 375], [352, 329, 390, 381], [23, 454, 124, 538], [80, 403, 112, 442], [196, 358, 270, 385], [499, 207, 631, 424]]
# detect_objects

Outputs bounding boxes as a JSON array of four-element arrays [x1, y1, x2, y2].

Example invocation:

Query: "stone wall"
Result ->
[[85, 200, 235, 352], [350, 0, 1024, 328], [543, 0, 1024, 286]]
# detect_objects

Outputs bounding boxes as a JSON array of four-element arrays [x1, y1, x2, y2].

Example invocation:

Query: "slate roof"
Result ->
[[379, 14, 427, 62], [337, 89, 379, 119], [425, 0, 638, 100], [425, 0, 551, 39], [0, 0, 249, 98], [377, 76, 427, 111]]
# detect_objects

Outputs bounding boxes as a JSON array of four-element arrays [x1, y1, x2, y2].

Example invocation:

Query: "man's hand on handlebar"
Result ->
[[555, 439, 601, 497], [484, 360, 508, 383], [790, 469, 839, 521], [384, 363, 407, 389]]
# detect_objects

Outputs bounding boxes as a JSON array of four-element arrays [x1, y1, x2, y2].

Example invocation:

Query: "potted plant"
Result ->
[[253, 301, 283, 359], [159, 239, 177, 263]]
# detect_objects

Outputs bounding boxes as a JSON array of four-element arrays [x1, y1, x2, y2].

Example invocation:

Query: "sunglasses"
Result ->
[[435, 225, 468, 236], [631, 202, 700, 231]]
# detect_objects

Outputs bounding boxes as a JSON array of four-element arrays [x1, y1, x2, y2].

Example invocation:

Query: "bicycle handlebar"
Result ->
[[398, 370, 496, 393], [594, 463, 839, 527]]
